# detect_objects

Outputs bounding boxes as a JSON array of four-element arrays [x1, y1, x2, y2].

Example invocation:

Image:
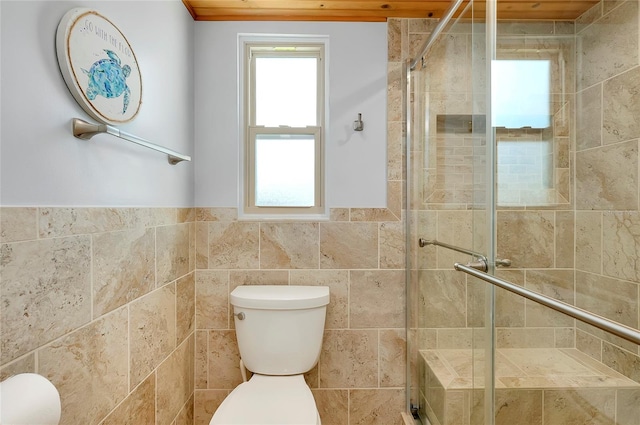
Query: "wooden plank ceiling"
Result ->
[[182, 0, 600, 22]]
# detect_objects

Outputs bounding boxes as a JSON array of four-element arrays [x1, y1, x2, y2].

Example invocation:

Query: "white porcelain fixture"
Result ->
[[210, 285, 330, 425]]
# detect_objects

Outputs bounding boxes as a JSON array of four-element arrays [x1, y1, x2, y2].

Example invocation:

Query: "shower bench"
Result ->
[[420, 348, 640, 425]]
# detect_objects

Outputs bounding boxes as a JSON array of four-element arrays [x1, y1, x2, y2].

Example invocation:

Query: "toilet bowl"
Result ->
[[208, 285, 330, 425], [210, 374, 320, 425]]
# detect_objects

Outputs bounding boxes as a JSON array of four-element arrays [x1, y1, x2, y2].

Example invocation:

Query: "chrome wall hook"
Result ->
[[353, 113, 364, 131]]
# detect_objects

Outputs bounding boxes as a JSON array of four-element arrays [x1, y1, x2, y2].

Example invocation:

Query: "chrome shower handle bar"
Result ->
[[418, 239, 511, 271], [418, 238, 488, 263], [454, 262, 640, 346]]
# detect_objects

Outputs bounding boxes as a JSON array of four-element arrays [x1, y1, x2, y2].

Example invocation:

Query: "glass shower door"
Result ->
[[406, 1, 491, 423]]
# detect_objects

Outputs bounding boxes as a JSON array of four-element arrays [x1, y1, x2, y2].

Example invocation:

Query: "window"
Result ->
[[240, 39, 327, 218]]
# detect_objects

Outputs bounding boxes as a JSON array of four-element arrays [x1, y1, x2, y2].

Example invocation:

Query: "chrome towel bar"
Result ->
[[454, 262, 640, 346], [72, 118, 191, 165]]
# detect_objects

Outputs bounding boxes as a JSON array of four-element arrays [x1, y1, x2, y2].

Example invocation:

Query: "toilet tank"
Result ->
[[230, 285, 330, 375]]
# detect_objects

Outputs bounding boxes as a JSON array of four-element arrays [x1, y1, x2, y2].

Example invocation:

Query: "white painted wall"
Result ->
[[0, 1, 195, 206], [194, 21, 388, 208]]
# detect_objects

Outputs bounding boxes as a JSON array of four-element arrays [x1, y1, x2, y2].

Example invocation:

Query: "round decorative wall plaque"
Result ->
[[56, 8, 142, 125]]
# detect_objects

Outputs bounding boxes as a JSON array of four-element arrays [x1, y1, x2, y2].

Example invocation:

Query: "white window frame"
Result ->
[[238, 35, 328, 220]]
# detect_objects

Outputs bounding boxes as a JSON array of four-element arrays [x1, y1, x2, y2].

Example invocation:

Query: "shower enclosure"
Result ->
[[406, 1, 640, 424]]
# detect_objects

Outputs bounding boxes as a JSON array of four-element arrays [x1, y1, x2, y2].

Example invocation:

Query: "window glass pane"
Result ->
[[255, 57, 317, 126], [492, 60, 551, 128], [255, 134, 315, 207]]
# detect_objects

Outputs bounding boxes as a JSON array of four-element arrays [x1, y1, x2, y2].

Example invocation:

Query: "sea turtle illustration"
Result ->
[[82, 49, 131, 114]]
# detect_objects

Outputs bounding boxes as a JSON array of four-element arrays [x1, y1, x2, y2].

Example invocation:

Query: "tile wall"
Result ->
[[573, 0, 640, 378], [0, 208, 196, 425], [192, 203, 407, 425]]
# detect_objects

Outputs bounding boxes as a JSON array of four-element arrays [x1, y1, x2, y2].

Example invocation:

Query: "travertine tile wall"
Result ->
[[192, 18, 409, 425], [409, 1, 640, 422], [574, 0, 640, 381], [0, 207, 196, 425], [407, 16, 578, 357], [192, 204, 407, 424]]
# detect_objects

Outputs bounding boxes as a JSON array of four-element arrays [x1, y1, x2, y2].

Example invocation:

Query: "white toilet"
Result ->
[[210, 285, 330, 425]]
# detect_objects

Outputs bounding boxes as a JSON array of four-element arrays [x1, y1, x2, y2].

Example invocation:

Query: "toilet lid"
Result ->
[[210, 374, 319, 425]]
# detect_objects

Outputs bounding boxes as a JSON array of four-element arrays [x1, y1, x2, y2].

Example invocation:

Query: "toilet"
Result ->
[[210, 285, 330, 425]]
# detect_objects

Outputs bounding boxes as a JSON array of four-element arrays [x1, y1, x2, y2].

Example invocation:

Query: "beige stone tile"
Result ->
[[576, 84, 602, 151], [93, 227, 155, 317], [39, 307, 128, 425], [208, 222, 259, 269], [525, 269, 575, 327], [174, 395, 194, 425], [496, 328, 556, 349], [350, 270, 405, 328], [101, 374, 155, 425], [304, 364, 319, 388], [196, 207, 237, 222], [0, 207, 37, 243], [603, 211, 640, 282], [544, 389, 616, 425], [38, 207, 135, 238], [380, 329, 406, 387], [388, 18, 402, 62], [495, 389, 542, 425], [157, 336, 194, 425], [494, 269, 526, 328], [555, 328, 576, 348], [555, 211, 574, 268], [436, 329, 473, 349], [177, 272, 195, 345], [496, 210, 555, 268], [195, 222, 208, 269], [576, 271, 638, 329], [576, 328, 603, 361], [554, 21, 575, 35], [577, 141, 638, 210], [289, 270, 348, 329], [195, 330, 209, 390], [177, 207, 195, 223], [602, 342, 640, 383], [419, 270, 466, 328], [576, 1, 602, 33], [157, 223, 191, 286], [349, 388, 404, 425], [228, 270, 289, 292], [194, 390, 228, 425], [138, 208, 177, 227], [617, 388, 640, 425], [350, 207, 399, 222], [0, 353, 35, 381], [329, 208, 349, 221], [387, 120, 404, 181], [259, 222, 319, 269], [387, 61, 403, 122], [320, 222, 378, 269], [501, 348, 593, 376], [577, 320, 639, 356], [1, 236, 91, 364], [603, 61, 640, 145], [578, 0, 638, 90], [130, 284, 176, 388], [312, 389, 348, 425], [208, 330, 243, 389], [196, 270, 229, 330], [189, 222, 196, 273], [319, 330, 378, 388], [379, 221, 405, 269], [575, 211, 602, 274]]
